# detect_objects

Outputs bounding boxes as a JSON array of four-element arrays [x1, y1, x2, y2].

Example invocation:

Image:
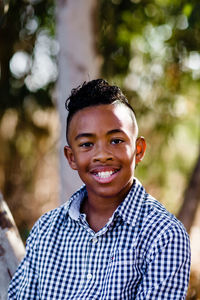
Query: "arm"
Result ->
[[136, 223, 191, 299], [8, 221, 40, 300]]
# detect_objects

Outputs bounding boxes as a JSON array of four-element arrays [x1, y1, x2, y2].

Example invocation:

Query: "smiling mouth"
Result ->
[[95, 170, 118, 179], [90, 168, 120, 183]]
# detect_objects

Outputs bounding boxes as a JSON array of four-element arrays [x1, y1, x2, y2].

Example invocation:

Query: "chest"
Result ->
[[36, 221, 145, 299]]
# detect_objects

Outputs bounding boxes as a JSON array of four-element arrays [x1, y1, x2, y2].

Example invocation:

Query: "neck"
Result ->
[[81, 185, 132, 232], [81, 198, 119, 232]]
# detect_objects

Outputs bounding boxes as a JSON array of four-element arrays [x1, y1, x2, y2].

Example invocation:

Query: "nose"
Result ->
[[93, 142, 113, 162]]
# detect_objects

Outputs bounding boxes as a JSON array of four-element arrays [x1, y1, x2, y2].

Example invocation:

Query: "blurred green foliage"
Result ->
[[0, 0, 200, 297], [0, 0, 57, 235], [99, 0, 200, 211], [0, 0, 200, 235]]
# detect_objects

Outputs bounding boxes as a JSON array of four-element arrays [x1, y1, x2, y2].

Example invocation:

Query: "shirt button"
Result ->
[[92, 237, 98, 244], [87, 273, 92, 280]]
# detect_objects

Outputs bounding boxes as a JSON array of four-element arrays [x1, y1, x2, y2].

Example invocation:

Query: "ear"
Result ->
[[64, 146, 78, 170], [135, 137, 146, 164]]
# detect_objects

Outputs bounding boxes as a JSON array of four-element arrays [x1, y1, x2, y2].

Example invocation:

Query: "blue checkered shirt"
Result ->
[[8, 178, 191, 299]]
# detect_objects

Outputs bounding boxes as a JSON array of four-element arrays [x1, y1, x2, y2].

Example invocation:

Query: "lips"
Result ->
[[90, 167, 120, 183], [95, 170, 118, 178]]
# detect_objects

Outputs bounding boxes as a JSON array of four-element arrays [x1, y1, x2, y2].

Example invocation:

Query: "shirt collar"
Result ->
[[114, 178, 146, 226], [65, 185, 87, 220], [65, 178, 146, 226]]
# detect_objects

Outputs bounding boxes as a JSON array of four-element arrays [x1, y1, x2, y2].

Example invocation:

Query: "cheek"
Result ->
[[73, 152, 90, 169], [119, 145, 136, 162]]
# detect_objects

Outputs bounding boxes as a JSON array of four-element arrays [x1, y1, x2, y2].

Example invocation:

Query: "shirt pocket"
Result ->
[[110, 246, 143, 266]]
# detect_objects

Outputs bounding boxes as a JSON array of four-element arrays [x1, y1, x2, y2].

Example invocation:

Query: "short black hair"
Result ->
[[65, 78, 136, 143]]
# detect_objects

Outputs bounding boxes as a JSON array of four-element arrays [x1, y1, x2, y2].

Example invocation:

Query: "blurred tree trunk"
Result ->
[[56, 0, 100, 203], [0, 194, 25, 299], [178, 149, 200, 233]]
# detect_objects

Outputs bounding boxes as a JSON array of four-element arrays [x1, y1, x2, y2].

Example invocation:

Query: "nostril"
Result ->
[[93, 152, 113, 162], [93, 156, 113, 162], [92, 144, 113, 162]]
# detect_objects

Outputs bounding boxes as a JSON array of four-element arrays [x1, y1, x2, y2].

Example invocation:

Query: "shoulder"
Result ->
[[143, 193, 187, 234], [131, 180, 187, 236], [38, 203, 67, 227], [26, 186, 87, 250], [126, 179, 189, 243], [26, 204, 69, 250], [138, 193, 190, 259]]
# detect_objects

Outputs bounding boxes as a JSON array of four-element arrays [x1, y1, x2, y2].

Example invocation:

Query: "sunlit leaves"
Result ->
[[99, 0, 200, 209], [0, 0, 58, 235]]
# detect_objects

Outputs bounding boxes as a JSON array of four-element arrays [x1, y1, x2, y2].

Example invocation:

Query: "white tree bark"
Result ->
[[0, 194, 25, 299], [56, 0, 100, 203]]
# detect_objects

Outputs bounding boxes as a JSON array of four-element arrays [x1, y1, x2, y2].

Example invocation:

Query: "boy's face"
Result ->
[[64, 104, 146, 203]]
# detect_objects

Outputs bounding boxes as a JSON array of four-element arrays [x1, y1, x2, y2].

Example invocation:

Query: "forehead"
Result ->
[[68, 104, 138, 140]]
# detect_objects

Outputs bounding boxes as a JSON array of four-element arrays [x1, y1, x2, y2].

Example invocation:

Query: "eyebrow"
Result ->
[[74, 129, 124, 141], [74, 133, 95, 141], [107, 129, 124, 135]]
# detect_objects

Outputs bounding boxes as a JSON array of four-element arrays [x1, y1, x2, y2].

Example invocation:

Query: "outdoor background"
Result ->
[[0, 0, 200, 298]]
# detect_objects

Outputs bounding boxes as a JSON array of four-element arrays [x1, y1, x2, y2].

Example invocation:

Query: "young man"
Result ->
[[8, 79, 191, 299]]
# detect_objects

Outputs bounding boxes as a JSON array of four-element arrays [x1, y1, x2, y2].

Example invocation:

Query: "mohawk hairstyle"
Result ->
[[65, 78, 136, 143]]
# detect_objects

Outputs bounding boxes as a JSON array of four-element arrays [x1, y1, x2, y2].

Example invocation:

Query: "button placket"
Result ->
[[91, 237, 98, 244], [87, 273, 93, 280], [84, 235, 99, 282]]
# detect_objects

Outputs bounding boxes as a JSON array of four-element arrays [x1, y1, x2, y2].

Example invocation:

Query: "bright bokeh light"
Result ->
[[25, 31, 59, 91], [25, 17, 38, 35], [176, 14, 188, 30], [9, 31, 59, 91], [183, 51, 200, 79], [9, 51, 32, 79], [185, 51, 200, 70]]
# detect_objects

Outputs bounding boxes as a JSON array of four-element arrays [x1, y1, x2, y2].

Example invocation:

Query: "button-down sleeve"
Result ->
[[8, 221, 40, 300], [136, 222, 191, 299]]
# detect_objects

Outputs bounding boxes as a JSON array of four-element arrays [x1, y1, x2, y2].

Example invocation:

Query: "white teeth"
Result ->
[[97, 171, 114, 178]]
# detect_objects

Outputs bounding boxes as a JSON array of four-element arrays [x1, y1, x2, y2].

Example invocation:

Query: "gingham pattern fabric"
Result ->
[[8, 178, 191, 299]]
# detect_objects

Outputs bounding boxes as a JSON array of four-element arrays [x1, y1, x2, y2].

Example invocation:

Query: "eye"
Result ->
[[111, 138, 124, 145], [79, 142, 93, 148]]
